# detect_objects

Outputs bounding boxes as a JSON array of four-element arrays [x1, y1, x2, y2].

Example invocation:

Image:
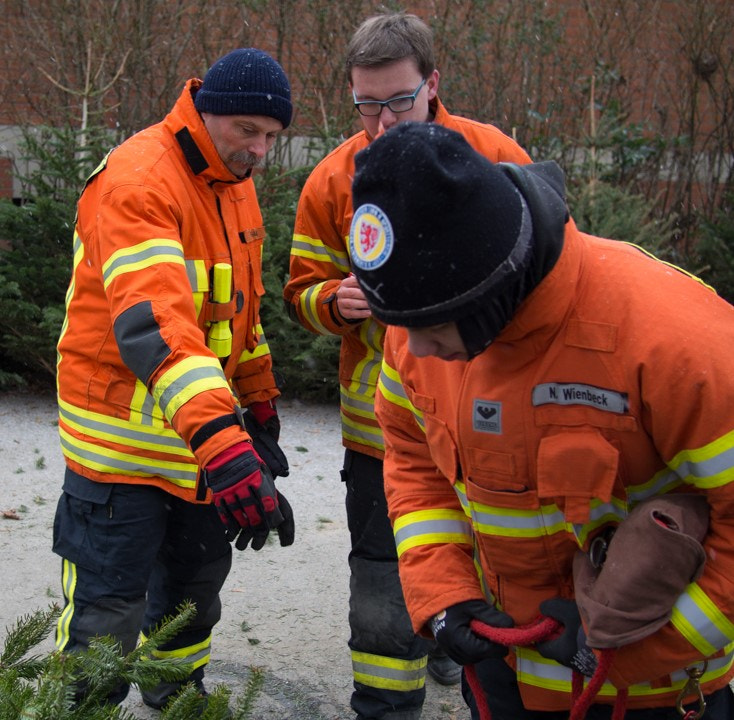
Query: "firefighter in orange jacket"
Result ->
[[54, 48, 295, 710], [283, 13, 530, 719], [349, 122, 734, 719]]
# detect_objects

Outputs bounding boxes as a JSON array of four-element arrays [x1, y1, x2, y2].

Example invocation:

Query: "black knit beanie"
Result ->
[[194, 48, 292, 128], [350, 122, 534, 353]]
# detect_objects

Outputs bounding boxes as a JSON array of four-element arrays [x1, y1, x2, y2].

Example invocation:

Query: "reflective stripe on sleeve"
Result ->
[[102, 238, 185, 289], [291, 233, 350, 273], [153, 356, 230, 421], [672, 583, 734, 656], [299, 281, 333, 335], [393, 509, 473, 557]]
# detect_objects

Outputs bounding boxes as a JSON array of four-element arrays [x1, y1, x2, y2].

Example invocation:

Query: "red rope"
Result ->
[[465, 617, 628, 720]]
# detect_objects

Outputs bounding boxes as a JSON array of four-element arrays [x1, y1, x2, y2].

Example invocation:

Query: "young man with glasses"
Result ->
[[283, 12, 530, 720]]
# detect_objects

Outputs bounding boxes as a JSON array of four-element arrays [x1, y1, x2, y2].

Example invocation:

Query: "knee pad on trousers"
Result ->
[[349, 556, 429, 658], [72, 594, 147, 655]]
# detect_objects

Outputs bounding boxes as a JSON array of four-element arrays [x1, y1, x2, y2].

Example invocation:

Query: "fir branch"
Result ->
[[0, 604, 60, 669]]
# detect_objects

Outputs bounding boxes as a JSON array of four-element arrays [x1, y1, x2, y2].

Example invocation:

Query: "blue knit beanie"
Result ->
[[194, 48, 292, 128]]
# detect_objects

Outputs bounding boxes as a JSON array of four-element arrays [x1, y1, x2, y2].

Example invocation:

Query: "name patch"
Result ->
[[473, 399, 502, 434], [532, 383, 628, 414]]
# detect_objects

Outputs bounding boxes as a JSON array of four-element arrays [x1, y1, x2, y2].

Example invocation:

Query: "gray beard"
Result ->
[[231, 151, 262, 171]]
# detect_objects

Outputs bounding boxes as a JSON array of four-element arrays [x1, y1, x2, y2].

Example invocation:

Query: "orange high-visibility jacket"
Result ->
[[57, 78, 278, 502], [376, 222, 734, 710], [283, 99, 531, 459]]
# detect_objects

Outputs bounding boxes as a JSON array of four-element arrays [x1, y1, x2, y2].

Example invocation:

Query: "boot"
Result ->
[[141, 678, 231, 717], [427, 647, 462, 686]]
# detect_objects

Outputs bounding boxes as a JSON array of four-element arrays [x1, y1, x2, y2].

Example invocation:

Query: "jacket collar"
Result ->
[[495, 221, 583, 353], [163, 78, 246, 185]]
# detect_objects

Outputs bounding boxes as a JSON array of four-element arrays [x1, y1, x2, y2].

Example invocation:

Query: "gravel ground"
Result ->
[[0, 391, 464, 719]]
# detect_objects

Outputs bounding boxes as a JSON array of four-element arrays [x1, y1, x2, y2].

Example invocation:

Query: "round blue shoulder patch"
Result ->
[[349, 203, 394, 270]]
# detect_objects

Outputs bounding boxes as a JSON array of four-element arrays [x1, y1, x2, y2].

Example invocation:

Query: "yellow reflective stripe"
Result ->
[[58, 397, 189, 455], [185, 259, 208, 317], [299, 282, 332, 335], [57, 231, 85, 362], [102, 238, 185, 289], [377, 360, 425, 431], [622, 242, 715, 291], [516, 646, 734, 698], [671, 582, 734, 655], [56, 559, 77, 651], [626, 471, 684, 505], [351, 650, 427, 691], [341, 408, 384, 451], [349, 320, 384, 393], [628, 432, 734, 505], [666, 429, 734, 489], [393, 509, 472, 557], [129, 379, 165, 428], [516, 648, 574, 693], [140, 632, 212, 671], [341, 384, 377, 420], [59, 425, 198, 487], [453, 481, 564, 538], [291, 233, 350, 273], [153, 356, 229, 420], [238, 327, 270, 362], [185, 258, 209, 292]]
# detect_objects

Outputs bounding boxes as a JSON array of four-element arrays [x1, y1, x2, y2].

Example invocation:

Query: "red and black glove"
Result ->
[[205, 441, 294, 551], [536, 598, 598, 677], [248, 399, 280, 441], [430, 600, 514, 665]]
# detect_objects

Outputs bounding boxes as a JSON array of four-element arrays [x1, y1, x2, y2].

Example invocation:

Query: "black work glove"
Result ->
[[429, 599, 514, 665], [536, 598, 598, 677], [240, 405, 289, 478], [205, 442, 294, 551]]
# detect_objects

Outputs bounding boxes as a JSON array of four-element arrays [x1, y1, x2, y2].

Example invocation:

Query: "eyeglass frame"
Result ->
[[352, 78, 427, 117]]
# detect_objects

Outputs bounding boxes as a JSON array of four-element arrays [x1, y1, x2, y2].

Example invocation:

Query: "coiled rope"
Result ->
[[465, 617, 628, 720]]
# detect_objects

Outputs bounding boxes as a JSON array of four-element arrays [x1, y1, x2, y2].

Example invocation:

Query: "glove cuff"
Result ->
[[205, 443, 262, 491], [570, 645, 598, 677], [207, 441, 251, 471], [429, 610, 448, 637], [249, 399, 277, 426]]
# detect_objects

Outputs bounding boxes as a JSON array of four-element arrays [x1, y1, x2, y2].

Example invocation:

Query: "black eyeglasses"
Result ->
[[352, 79, 427, 117]]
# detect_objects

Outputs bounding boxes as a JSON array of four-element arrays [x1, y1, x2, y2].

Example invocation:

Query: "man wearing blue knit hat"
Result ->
[[53, 48, 294, 714]]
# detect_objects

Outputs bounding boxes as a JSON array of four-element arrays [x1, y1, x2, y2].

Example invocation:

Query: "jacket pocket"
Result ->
[[409, 390, 461, 484], [536, 430, 619, 524]]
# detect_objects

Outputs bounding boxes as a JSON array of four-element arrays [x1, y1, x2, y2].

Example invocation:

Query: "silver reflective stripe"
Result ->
[[60, 403, 187, 451], [59, 433, 198, 484], [157, 365, 227, 417], [394, 516, 471, 547]]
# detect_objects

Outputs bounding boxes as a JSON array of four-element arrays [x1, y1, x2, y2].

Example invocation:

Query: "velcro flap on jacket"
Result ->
[[537, 431, 618, 524]]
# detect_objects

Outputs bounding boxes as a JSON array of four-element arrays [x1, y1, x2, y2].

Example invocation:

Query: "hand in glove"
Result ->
[[429, 599, 514, 665], [536, 598, 598, 677], [240, 404, 289, 478], [248, 399, 280, 441], [205, 441, 294, 551]]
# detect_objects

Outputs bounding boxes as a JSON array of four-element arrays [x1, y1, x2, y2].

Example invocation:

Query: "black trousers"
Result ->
[[53, 469, 232, 703], [343, 449, 431, 719], [464, 656, 734, 719]]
